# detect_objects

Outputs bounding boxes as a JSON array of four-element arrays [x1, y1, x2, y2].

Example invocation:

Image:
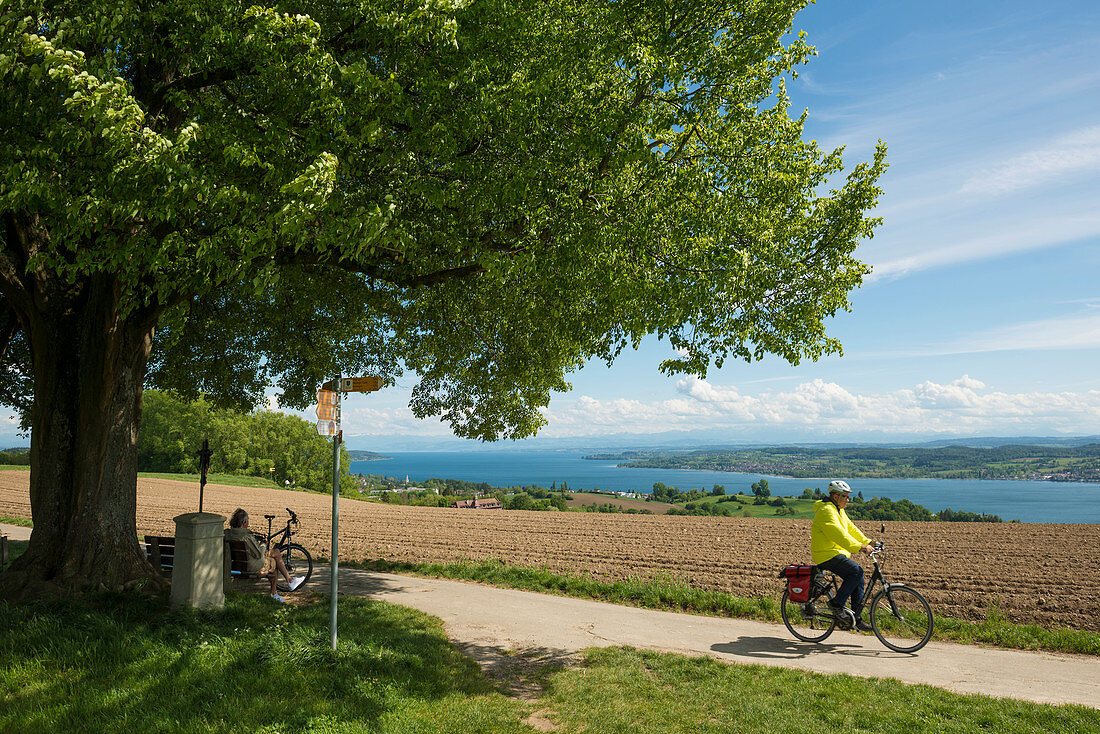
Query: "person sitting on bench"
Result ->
[[225, 508, 305, 602]]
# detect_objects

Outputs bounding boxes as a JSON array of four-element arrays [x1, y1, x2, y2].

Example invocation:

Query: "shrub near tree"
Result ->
[[0, 1, 885, 597]]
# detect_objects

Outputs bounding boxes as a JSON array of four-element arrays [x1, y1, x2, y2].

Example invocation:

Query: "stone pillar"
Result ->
[[171, 512, 227, 609]]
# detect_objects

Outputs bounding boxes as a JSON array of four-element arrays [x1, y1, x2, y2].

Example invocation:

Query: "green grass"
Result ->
[[0, 592, 534, 734], [543, 646, 1100, 733], [699, 492, 818, 518], [356, 558, 1100, 656], [0, 515, 32, 527], [139, 471, 366, 500], [138, 472, 284, 488]]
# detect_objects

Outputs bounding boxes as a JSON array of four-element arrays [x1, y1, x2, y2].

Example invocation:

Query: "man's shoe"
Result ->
[[288, 576, 306, 592], [270, 593, 286, 603], [855, 618, 873, 632], [828, 601, 854, 629]]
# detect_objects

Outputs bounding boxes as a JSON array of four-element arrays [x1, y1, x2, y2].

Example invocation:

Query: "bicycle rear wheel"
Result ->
[[869, 585, 934, 653], [276, 543, 313, 593], [781, 587, 836, 642]]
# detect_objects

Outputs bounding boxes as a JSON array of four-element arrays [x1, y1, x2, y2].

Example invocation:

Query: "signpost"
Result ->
[[316, 376, 383, 649]]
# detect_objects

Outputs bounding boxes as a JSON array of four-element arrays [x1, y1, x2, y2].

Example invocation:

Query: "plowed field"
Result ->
[[2, 472, 1097, 632]]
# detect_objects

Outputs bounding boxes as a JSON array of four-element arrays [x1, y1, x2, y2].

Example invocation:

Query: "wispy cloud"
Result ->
[[867, 213, 1100, 281], [938, 311, 1100, 354], [857, 307, 1100, 359], [798, 20, 1100, 281], [958, 126, 1100, 197]]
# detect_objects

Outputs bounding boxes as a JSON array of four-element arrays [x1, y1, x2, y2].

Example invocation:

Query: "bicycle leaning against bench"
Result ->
[[254, 508, 314, 593], [779, 527, 934, 653]]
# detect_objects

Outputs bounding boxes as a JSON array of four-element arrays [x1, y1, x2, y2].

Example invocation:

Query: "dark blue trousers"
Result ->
[[818, 554, 865, 611]]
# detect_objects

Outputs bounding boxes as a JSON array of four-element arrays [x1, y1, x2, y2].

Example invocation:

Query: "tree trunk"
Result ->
[[0, 269, 166, 599]]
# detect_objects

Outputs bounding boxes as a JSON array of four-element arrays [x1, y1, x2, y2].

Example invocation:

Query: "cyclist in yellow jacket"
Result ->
[[812, 480, 874, 631]]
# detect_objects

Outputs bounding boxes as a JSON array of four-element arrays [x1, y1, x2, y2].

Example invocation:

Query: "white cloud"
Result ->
[[265, 374, 1100, 444], [533, 376, 1100, 438]]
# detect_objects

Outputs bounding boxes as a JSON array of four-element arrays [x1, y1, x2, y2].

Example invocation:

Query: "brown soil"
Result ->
[[2, 471, 1097, 632]]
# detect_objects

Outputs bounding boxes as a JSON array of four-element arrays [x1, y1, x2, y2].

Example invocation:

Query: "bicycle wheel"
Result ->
[[781, 587, 836, 643], [869, 585, 934, 653], [276, 543, 313, 593]]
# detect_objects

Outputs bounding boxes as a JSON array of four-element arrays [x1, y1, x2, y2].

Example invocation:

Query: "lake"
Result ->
[[350, 450, 1100, 524]]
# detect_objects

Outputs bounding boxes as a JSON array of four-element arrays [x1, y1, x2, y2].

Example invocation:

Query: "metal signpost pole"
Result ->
[[316, 376, 382, 650], [330, 394, 341, 650]]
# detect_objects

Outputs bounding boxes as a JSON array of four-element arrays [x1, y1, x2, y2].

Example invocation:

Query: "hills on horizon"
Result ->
[[340, 432, 1100, 454], [5, 435, 1098, 457]]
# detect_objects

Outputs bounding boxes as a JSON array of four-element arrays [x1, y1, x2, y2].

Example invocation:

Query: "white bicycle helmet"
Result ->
[[827, 480, 852, 496]]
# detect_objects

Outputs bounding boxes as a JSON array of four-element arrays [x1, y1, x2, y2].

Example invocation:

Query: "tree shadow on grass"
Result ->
[[0, 590, 520, 733], [452, 641, 580, 700]]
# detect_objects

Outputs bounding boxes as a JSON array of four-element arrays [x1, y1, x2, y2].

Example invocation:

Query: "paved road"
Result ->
[[310, 564, 1099, 709]]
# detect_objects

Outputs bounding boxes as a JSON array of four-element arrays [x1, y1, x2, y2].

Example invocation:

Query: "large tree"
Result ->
[[0, 0, 885, 597]]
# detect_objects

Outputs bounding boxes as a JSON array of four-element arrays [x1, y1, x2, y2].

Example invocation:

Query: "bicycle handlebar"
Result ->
[[286, 508, 299, 524], [869, 540, 885, 562]]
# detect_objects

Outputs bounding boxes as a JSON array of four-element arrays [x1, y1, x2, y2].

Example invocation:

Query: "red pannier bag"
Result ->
[[779, 564, 816, 602]]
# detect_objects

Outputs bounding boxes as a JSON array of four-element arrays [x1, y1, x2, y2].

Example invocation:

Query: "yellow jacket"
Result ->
[[811, 499, 871, 565]]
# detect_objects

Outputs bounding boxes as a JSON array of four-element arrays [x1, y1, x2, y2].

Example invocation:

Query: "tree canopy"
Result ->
[[0, 0, 885, 595]]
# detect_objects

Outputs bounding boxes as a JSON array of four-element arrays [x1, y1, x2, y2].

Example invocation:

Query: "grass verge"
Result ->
[[0, 592, 533, 734], [356, 558, 1100, 656], [0, 515, 31, 527], [544, 646, 1100, 733]]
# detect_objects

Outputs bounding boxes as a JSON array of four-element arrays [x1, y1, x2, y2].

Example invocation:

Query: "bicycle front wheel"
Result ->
[[276, 543, 313, 593], [781, 588, 836, 643], [869, 585, 934, 653]]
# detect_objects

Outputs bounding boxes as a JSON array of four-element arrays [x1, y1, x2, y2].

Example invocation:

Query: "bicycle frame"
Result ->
[[818, 545, 896, 615], [257, 508, 300, 548]]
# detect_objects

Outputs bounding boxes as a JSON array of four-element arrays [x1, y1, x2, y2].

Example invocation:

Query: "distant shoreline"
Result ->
[[585, 444, 1100, 484], [346, 451, 390, 461], [599, 463, 1100, 484]]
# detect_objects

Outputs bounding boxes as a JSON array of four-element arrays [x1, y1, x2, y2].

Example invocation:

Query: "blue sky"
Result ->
[[336, 0, 1100, 450], [6, 1, 1096, 451]]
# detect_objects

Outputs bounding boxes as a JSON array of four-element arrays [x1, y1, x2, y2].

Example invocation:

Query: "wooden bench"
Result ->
[[144, 535, 175, 574], [224, 539, 274, 589], [144, 535, 269, 590]]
